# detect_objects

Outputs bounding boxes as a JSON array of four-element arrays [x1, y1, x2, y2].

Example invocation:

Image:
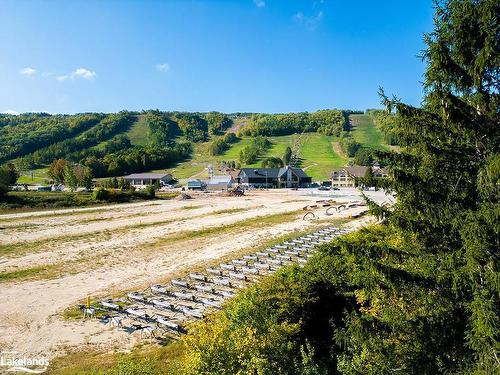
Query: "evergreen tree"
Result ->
[[331, 0, 499, 372], [283, 146, 292, 165]]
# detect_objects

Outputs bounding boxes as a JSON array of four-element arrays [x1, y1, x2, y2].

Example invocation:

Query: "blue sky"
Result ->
[[0, 0, 434, 114]]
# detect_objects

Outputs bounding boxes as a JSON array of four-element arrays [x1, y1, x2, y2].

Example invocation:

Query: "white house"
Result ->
[[330, 166, 369, 188], [331, 165, 388, 188], [123, 173, 173, 187], [205, 175, 233, 191]]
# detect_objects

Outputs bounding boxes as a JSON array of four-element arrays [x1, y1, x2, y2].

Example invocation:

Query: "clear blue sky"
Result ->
[[0, 0, 434, 114]]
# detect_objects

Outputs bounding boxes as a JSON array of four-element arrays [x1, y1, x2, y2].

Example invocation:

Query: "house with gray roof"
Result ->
[[123, 172, 173, 187], [330, 166, 368, 188], [236, 166, 311, 188], [330, 165, 388, 187]]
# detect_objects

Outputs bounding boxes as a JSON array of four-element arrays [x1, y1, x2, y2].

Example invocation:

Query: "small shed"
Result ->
[[205, 175, 233, 191], [187, 179, 205, 191]]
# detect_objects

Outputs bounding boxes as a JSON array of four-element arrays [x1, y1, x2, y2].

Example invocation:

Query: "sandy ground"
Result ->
[[0, 188, 390, 361]]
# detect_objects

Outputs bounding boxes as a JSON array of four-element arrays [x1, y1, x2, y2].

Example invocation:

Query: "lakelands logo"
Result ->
[[0, 351, 49, 373]]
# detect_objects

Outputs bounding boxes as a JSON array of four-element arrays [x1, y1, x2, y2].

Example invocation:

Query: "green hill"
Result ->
[[350, 114, 389, 150], [166, 133, 348, 181], [126, 114, 151, 146], [2, 110, 389, 183], [165, 114, 391, 182]]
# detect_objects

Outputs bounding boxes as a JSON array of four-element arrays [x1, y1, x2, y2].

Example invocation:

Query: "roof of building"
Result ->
[[239, 168, 280, 178], [331, 166, 369, 178], [123, 173, 171, 179], [239, 167, 310, 179], [228, 169, 241, 179], [278, 166, 310, 178], [187, 179, 204, 186], [207, 175, 233, 184]]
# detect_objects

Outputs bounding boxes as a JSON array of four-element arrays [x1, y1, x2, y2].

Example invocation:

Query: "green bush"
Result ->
[[239, 137, 271, 164], [353, 147, 374, 166], [179, 266, 319, 374], [144, 185, 155, 198], [92, 187, 108, 200], [341, 137, 360, 157], [262, 157, 284, 168]]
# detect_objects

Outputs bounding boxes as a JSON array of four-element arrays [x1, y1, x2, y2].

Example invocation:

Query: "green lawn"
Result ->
[[350, 114, 389, 151], [162, 161, 206, 180], [164, 133, 346, 182], [17, 167, 50, 184], [297, 133, 347, 181], [126, 114, 151, 146]]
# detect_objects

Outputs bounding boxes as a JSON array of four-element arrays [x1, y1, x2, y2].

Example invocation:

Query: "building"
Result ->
[[330, 165, 388, 188], [187, 179, 205, 190], [236, 166, 312, 188], [204, 175, 233, 191], [330, 166, 369, 188], [372, 163, 389, 178], [123, 173, 173, 187]]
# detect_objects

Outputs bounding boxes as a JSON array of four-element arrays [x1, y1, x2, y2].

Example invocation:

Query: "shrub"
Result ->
[[262, 157, 284, 168], [92, 187, 109, 200], [341, 137, 361, 157], [353, 147, 374, 166], [144, 185, 155, 198], [239, 137, 271, 165]]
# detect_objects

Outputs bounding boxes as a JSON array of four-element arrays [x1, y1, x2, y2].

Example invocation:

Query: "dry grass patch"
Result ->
[[47, 341, 185, 375], [1, 211, 303, 284]]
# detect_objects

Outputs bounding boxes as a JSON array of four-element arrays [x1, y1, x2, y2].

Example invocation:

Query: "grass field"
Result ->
[[297, 133, 347, 180], [350, 114, 389, 151], [165, 133, 347, 181], [126, 114, 151, 146], [16, 167, 50, 184]]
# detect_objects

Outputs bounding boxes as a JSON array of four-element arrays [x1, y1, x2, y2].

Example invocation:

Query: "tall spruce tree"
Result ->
[[329, 0, 499, 373]]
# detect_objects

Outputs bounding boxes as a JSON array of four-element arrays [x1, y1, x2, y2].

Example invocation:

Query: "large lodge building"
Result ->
[[236, 166, 312, 188]]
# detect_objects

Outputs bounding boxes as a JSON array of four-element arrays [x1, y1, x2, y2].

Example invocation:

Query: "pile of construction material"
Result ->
[[176, 193, 193, 200], [219, 186, 244, 197], [92, 226, 350, 338]]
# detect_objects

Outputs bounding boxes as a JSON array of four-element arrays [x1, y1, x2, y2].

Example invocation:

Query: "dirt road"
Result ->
[[0, 189, 386, 359]]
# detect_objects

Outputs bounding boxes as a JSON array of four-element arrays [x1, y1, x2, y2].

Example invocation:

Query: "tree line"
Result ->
[[208, 133, 239, 155], [239, 110, 354, 137], [239, 136, 272, 164]]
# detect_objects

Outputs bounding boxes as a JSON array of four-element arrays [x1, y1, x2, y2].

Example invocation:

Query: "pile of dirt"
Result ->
[[176, 193, 193, 200], [219, 188, 244, 197]]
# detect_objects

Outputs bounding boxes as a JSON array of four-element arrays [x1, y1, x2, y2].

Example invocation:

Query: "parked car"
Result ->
[[318, 186, 330, 191], [331, 187, 340, 190]]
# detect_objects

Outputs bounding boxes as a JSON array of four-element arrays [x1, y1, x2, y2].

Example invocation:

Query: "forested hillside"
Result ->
[[0, 113, 105, 162], [0, 110, 231, 179], [2, 109, 384, 182]]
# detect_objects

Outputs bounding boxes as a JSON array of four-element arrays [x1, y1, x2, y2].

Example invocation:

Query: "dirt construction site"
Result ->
[[0, 188, 391, 361]]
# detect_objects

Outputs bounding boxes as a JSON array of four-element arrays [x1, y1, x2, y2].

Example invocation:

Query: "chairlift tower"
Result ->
[[207, 164, 214, 180]]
